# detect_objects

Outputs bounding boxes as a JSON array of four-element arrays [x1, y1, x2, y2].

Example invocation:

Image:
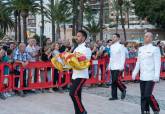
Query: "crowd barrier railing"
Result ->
[[160, 57, 165, 79], [0, 57, 165, 92], [0, 63, 13, 92]]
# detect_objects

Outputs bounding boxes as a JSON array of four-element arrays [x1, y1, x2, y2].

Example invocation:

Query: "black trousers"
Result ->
[[111, 70, 126, 98], [14, 70, 27, 88], [69, 78, 86, 114], [140, 81, 160, 113], [53, 69, 59, 85]]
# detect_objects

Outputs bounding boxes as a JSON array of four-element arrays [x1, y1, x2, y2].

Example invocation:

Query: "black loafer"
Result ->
[[109, 98, 118, 100], [121, 90, 126, 100]]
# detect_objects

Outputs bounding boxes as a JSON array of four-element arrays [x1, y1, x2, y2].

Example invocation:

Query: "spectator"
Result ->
[[40, 44, 52, 93], [2, 49, 14, 98], [33, 38, 41, 61], [13, 43, 30, 97], [59, 40, 66, 53], [26, 38, 38, 62], [91, 43, 99, 79], [0, 49, 7, 100], [123, 42, 129, 59], [157, 41, 165, 56], [51, 43, 63, 92]]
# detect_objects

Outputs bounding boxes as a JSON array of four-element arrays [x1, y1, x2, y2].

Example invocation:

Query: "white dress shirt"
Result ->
[[108, 41, 126, 70], [72, 42, 92, 80], [132, 44, 161, 81]]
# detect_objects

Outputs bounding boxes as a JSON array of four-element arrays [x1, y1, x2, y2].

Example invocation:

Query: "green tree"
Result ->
[[132, 0, 165, 28], [46, 0, 72, 41], [3, 0, 40, 43], [123, 0, 131, 29], [62, 0, 88, 36], [0, 2, 14, 34], [111, 0, 120, 33], [118, 0, 127, 41], [99, 0, 104, 41], [40, 0, 44, 46], [84, 4, 101, 41], [84, 19, 101, 41]]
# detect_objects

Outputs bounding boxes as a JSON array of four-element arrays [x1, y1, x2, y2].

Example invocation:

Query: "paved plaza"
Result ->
[[0, 81, 165, 114]]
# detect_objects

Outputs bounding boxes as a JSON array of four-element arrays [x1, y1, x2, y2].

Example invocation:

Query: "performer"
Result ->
[[69, 30, 91, 114], [108, 33, 127, 100], [132, 32, 160, 114]]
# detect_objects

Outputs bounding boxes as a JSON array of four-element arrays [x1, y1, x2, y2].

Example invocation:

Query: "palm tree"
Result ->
[[84, 5, 101, 42], [13, 10, 18, 41], [72, 0, 78, 36], [46, 0, 72, 41], [62, 0, 87, 36], [50, 0, 55, 42], [78, 0, 88, 30], [2, 0, 21, 42], [111, 0, 120, 33], [83, 19, 101, 41], [123, 0, 131, 29], [20, 0, 40, 44], [3, 0, 40, 43], [99, 0, 104, 41], [40, 0, 44, 46], [0, 2, 14, 34], [118, 0, 127, 41]]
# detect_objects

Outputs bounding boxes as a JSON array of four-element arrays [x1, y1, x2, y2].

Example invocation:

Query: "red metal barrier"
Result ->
[[160, 57, 165, 79], [12, 61, 70, 91], [0, 57, 165, 92], [123, 58, 139, 81], [85, 58, 107, 84], [0, 63, 13, 92]]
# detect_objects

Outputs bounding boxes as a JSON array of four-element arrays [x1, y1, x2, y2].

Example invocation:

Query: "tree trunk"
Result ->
[[92, 34, 96, 42], [116, 11, 119, 33], [56, 23, 60, 41], [40, 0, 44, 46], [127, 9, 130, 29], [21, 10, 28, 44], [51, 0, 56, 42], [72, 0, 78, 36], [119, 6, 127, 41], [78, 0, 84, 30], [99, 0, 104, 41], [22, 17, 27, 44], [14, 10, 18, 42], [18, 11, 21, 43], [63, 23, 66, 39]]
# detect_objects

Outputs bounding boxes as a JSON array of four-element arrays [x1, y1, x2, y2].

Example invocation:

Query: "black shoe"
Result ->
[[121, 90, 126, 100], [146, 111, 150, 114], [0, 93, 7, 100], [142, 111, 150, 114], [81, 110, 87, 114], [109, 98, 118, 100], [18, 91, 26, 97], [154, 111, 159, 114]]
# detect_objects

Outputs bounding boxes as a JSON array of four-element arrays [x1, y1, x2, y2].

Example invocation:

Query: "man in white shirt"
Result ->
[[108, 33, 127, 100], [132, 32, 161, 114], [69, 30, 91, 114]]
